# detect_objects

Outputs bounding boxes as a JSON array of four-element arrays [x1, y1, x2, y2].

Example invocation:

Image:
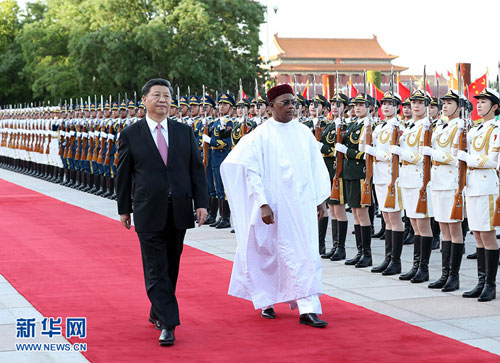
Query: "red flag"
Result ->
[[397, 74, 410, 102], [426, 81, 433, 97], [371, 83, 385, 118], [241, 90, 247, 100], [435, 72, 440, 81], [469, 72, 488, 121], [349, 76, 357, 98], [302, 80, 309, 98]]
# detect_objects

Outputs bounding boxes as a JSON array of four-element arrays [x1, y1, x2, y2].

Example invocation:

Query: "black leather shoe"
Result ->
[[299, 313, 328, 328], [261, 308, 275, 319], [159, 328, 175, 346], [148, 314, 162, 330], [216, 219, 231, 229]]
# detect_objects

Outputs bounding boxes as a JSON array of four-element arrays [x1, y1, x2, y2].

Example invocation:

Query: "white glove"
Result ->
[[335, 143, 347, 154], [335, 118, 342, 128], [423, 118, 431, 129], [202, 134, 212, 144], [364, 118, 371, 127], [255, 117, 262, 125], [388, 118, 400, 127], [421, 146, 434, 157], [365, 145, 377, 157], [219, 119, 226, 129], [187, 119, 193, 126], [312, 118, 319, 127], [457, 150, 468, 163], [391, 145, 403, 156]]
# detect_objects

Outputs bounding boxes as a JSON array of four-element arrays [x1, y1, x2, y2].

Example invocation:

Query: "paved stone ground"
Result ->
[[1, 168, 500, 361]]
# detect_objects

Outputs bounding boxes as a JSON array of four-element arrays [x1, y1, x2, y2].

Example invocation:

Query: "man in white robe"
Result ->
[[220, 84, 331, 327]]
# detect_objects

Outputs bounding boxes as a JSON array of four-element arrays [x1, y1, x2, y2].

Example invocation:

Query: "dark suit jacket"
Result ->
[[116, 118, 208, 233]]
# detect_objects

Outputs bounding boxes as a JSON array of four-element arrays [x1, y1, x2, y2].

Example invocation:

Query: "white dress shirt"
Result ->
[[146, 116, 169, 147]]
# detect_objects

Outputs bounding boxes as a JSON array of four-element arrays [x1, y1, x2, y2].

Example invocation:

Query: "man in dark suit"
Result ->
[[116, 78, 208, 346]]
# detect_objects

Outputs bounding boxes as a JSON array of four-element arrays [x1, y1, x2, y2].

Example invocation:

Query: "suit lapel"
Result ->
[[137, 118, 166, 167]]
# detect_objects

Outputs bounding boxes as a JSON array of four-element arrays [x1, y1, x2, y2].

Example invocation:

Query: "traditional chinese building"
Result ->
[[268, 34, 408, 96]]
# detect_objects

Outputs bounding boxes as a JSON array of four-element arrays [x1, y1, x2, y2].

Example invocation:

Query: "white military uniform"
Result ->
[[430, 117, 461, 222], [399, 118, 434, 218], [465, 119, 499, 231], [370, 117, 403, 212]]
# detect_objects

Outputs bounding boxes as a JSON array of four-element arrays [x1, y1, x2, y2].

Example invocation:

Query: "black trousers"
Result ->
[[137, 200, 186, 329]]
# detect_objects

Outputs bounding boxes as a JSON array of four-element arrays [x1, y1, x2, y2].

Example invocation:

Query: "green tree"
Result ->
[[17, 0, 265, 103]]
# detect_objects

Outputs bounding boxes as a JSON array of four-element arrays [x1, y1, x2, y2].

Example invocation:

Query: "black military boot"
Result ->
[[321, 219, 337, 259], [109, 178, 117, 200], [102, 177, 112, 198], [478, 249, 499, 302], [318, 217, 328, 255], [400, 235, 421, 280], [431, 218, 440, 250], [355, 226, 372, 268], [373, 218, 386, 239], [330, 221, 348, 261], [442, 242, 464, 292], [95, 175, 106, 196], [216, 200, 231, 229], [463, 248, 486, 298], [89, 174, 99, 193], [210, 199, 224, 227], [403, 217, 414, 245], [205, 198, 218, 225], [372, 229, 392, 273], [73, 170, 81, 189], [345, 225, 362, 265], [382, 231, 404, 275], [411, 236, 433, 283], [55, 168, 64, 184], [428, 241, 451, 289], [68, 170, 76, 188], [78, 172, 87, 190]]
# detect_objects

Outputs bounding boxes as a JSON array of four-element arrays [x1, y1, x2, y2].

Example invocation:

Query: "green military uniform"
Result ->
[[342, 93, 370, 209]]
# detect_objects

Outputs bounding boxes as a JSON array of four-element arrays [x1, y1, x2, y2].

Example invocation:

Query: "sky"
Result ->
[[258, 0, 500, 83]]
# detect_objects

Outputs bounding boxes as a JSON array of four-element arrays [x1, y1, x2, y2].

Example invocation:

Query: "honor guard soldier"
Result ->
[[232, 98, 255, 146], [320, 92, 350, 260], [127, 100, 137, 125], [202, 92, 234, 229], [305, 94, 328, 132], [252, 95, 269, 125], [169, 97, 178, 119], [393, 89, 434, 283], [137, 100, 145, 119], [179, 96, 190, 123], [189, 95, 200, 128], [401, 97, 413, 125], [426, 89, 464, 291], [459, 88, 500, 302], [365, 91, 406, 275], [335, 93, 373, 268]]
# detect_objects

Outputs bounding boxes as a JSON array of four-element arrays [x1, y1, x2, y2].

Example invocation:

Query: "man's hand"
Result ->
[[317, 203, 326, 220], [261, 204, 275, 224], [120, 214, 131, 229], [196, 208, 208, 226]]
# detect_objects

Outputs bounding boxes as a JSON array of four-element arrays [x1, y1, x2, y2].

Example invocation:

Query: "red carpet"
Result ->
[[0, 177, 497, 363]]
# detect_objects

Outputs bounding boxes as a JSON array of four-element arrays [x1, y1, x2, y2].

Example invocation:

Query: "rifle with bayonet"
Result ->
[[239, 79, 247, 136], [361, 70, 373, 206], [416, 66, 432, 214], [331, 70, 344, 201], [313, 75, 321, 141], [385, 67, 400, 209], [451, 64, 467, 221]]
